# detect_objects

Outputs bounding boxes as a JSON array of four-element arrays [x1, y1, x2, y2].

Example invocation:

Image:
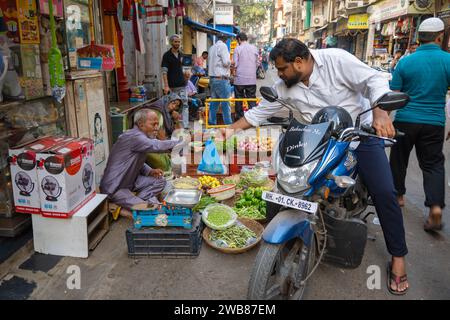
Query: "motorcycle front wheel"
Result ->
[[247, 236, 316, 300]]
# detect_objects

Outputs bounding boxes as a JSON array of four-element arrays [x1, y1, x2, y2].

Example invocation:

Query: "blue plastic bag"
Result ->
[[198, 138, 226, 174]]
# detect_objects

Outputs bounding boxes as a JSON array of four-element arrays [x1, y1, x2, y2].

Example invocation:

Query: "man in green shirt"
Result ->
[[390, 17, 450, 232]]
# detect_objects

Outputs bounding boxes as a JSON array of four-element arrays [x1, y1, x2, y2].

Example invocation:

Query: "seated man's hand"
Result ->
[[149, 168, 164, 178]]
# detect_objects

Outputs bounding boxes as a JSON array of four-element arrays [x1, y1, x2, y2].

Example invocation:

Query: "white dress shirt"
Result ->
[[208, 40, 231, 77], [245, 48, 391, 127]]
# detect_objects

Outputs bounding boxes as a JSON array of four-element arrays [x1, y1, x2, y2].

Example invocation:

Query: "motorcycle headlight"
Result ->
[[277, 159, 319, 194]]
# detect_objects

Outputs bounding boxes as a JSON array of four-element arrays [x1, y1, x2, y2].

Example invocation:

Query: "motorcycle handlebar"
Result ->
[[360, 124, 405, 139]]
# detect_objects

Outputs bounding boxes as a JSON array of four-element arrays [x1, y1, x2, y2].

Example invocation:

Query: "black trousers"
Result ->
[[234, 84, 257, 120], [356, 138, 408, 257], [389, 121, 446, 208]]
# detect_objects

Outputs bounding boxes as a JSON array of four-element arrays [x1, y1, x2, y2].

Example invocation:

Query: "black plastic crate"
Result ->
[[126, 212, 203, 258]]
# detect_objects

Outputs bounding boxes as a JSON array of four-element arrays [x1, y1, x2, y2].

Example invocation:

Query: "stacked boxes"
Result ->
[[129, 86, 147, 102], [9, 136, 74, 214], [37, 138, 96, 218], [9, 136, 96, 218]]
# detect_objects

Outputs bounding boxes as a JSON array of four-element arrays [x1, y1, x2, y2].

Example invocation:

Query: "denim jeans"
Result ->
[[170, 86, 189, 129], [209, 78, 232, 125]]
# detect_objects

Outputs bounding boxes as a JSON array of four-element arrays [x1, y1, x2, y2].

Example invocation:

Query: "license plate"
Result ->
[[262, 191, 318, 214]]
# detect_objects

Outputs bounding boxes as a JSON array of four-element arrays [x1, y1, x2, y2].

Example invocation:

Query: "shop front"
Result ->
[[348, 13, 369, 61], [366, 0, 435, 66], [437, 0, 450, 52], [0, 0, 112, 236]]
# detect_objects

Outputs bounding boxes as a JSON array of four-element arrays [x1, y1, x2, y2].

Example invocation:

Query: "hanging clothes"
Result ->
[[102, 0, 119, 15], [123, 0, 134, 21], [132, 1, 145, 53], [175, 0, 185, 17], [146, 4, 165, 24]]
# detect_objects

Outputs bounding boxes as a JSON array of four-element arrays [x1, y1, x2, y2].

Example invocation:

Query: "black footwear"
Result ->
[[387, 262, 408, 296]]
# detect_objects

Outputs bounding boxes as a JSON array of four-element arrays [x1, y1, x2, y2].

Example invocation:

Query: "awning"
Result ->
[[183, 17, 236, 38]]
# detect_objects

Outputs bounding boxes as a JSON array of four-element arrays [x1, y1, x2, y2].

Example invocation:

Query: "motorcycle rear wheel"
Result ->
[[247, 236, 316, 300]]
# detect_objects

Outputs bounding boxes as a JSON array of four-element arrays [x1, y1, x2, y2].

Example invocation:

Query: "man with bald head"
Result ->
[[100, 109, 181, 210]]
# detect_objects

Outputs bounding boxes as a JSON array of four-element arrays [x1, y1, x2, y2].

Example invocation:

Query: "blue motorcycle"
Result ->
[[247, 87, 409, 300]]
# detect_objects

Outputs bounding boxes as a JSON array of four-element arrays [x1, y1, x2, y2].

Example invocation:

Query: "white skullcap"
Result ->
[[418, 17, 445, 33]]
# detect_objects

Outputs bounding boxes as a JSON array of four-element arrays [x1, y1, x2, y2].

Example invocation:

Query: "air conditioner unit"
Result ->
[[413, 0, 433, 11], [346, 1, 369, 9], [311, 15, 325, 27]]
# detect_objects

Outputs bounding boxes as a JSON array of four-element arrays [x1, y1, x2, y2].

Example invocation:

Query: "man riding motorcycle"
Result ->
[[222, 38, 409, 295]]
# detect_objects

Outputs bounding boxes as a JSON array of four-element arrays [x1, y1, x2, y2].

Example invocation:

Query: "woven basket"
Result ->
[[202, 218, 264, 254]]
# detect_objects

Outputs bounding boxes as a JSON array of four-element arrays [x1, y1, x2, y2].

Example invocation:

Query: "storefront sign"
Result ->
[[438, 10, 450, 19], [368, 0, 408, 23], [440, 0, 450, 11], [17, 0, 40, 44], [215, 5, 233, 25], [348, 14, 369, 30], [438, 0, 450, 19]]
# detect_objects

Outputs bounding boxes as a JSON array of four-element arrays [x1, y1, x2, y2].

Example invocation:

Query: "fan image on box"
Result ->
[[41, 176, 62, 202], [82, 163, 94, 194], [15, 172, 34, 196]]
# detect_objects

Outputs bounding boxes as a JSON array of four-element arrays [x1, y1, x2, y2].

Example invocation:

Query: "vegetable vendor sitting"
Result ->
[[100, 109, 184, 210], [137, 93, 184, 172]]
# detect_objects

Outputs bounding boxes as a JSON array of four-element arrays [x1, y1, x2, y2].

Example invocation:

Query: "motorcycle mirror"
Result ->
[[260, 86, 278, 103], [376, 92, 409, 112], [333, 175, 356, 188]]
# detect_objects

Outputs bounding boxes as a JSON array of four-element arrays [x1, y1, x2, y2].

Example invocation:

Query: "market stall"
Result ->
[[366, 0, 435, 67], [0, 0, 69, 236], [0, 0, 113, 250], [126, 162, 275, 257], [125, 125, 279, 257]]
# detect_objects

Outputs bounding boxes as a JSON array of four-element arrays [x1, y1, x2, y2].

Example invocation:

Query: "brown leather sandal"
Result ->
[[424, 213, 444, 232], [387, 262, 408, 296]]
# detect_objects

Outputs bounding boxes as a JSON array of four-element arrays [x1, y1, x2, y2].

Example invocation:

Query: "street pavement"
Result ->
[[0, 68, 449, 300]]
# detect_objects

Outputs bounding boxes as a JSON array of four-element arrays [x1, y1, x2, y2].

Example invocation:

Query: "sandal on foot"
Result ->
[[424, 212, 444, 232], [424, 220, 444, 232], [387, 262, 408, 296]]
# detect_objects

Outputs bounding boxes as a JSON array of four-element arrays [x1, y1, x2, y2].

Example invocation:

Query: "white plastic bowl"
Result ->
[[202, 203, 237, 230]]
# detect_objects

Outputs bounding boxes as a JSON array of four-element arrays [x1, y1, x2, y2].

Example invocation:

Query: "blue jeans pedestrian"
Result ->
[[355, 137, 408, 257], [209, 78, 232, 125]]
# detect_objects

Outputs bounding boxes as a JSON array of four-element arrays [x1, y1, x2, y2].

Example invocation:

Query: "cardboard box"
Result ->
[[37, 138, 96, 218], [9, 136, 74, 214]]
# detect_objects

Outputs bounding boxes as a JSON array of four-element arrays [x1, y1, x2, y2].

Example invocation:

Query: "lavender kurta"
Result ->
[[233, 42, 259, 86], [100, 127, 178, 209]]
